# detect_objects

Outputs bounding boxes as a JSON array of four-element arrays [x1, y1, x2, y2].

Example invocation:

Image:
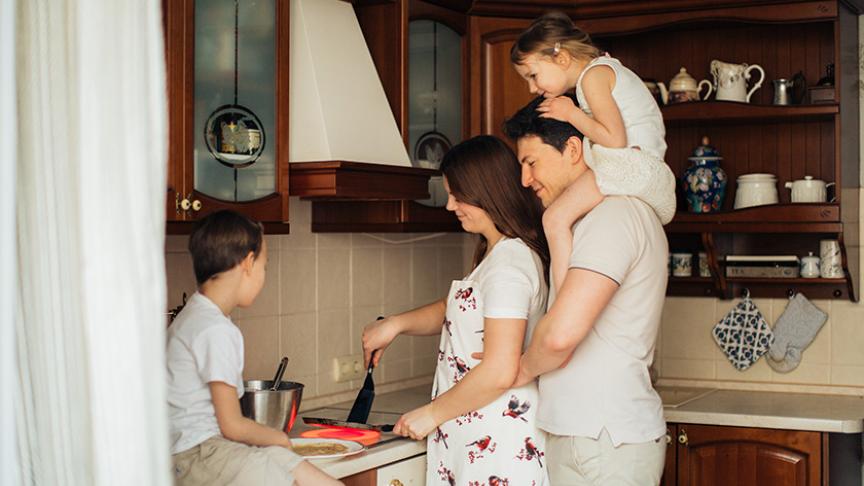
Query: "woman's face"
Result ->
[[513, 53, 569, 98], [444, 177, 495, 236]]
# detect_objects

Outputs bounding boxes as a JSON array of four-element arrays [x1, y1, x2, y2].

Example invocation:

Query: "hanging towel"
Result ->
[[766, 293, 827, 373], [712, 292, 774, 371]]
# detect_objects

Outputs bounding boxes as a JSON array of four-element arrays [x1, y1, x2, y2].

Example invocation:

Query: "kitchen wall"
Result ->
[[165, 198, 474, 407]]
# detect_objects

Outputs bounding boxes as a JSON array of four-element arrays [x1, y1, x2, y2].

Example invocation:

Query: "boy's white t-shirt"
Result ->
[[167, 292, 245, 454]]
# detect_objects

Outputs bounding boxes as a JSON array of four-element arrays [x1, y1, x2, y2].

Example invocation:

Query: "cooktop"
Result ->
[[293, 407, 404, 449]]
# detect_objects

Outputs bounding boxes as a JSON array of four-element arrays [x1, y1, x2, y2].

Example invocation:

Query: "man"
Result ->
[[503, 96, 668, 485]]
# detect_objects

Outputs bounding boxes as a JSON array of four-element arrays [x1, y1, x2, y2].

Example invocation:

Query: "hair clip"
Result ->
[[552, 42, 561, 55]]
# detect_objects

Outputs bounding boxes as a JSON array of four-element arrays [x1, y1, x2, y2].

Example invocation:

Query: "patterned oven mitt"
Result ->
[[712, 292, 775, 371]]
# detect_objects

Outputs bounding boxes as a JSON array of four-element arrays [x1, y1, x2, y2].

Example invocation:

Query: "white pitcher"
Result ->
[[710, 59, 765, 103]]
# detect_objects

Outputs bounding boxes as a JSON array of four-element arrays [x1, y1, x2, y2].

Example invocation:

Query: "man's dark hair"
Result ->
[[502, 94, 584, 152], [188, 210, 264, 285]]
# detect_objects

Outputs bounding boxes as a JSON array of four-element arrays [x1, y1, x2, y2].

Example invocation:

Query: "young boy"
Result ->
[[167, 210, 342, 486]]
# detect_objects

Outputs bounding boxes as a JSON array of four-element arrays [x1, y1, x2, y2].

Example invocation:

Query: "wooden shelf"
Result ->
[[310, 200, 462, 233], [289, 161, 436, 200], [724, 277, 852, 300], [666, 204, 841, 233], [662, 102, 838, 122]]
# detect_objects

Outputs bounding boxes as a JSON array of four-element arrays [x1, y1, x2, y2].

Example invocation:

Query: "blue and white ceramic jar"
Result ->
[[682, 136, 727, 213]]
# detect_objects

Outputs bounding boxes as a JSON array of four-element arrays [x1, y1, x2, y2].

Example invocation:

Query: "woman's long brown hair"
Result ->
[[440, 135, 550, 284]]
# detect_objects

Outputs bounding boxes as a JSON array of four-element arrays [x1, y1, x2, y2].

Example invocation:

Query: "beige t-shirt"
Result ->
[[538, 196, 668, 446]]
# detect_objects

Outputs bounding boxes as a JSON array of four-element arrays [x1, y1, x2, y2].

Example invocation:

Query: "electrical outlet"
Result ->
[[333, 354, 364, 382]]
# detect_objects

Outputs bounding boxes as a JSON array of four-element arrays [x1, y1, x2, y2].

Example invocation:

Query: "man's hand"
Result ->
[[512, 359, 536, 388], [393, 404, 439, 440]]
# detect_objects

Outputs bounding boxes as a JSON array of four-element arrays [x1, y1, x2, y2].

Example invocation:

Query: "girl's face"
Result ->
[[514, 53, 570, 98], [443, 177, 495, 236]]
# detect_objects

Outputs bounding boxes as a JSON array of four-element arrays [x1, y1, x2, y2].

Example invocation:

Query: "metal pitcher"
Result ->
[[773, 79, 795, 105]]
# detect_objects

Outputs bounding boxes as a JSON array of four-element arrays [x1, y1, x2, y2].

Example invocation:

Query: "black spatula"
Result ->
[[346, 316, 384, 424]]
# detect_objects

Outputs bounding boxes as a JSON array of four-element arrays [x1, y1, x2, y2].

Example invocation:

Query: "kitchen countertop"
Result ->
[[296, 384, 864, 479]]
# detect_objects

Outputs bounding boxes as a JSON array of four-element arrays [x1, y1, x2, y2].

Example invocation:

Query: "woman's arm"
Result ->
[[393, 317, 526, 440], [362, 299, 446, 367], [210, 381, 292, 447]]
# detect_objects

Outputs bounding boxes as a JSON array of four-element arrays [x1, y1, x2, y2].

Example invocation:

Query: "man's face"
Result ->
[[516, 135, 581, 207]]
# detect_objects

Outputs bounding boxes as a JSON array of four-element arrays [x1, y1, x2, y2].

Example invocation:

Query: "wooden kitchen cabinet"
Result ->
[[467, 0, 861, 301], [163, 0, 291, 232], [342, 453, 427, 486], [671, 424, 822, 486]]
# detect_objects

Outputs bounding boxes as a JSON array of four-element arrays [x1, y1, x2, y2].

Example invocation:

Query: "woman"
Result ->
[[362, 135, 550, 484]]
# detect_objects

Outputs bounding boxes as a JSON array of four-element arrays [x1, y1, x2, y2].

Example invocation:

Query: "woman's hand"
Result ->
[[537, 96, 578, 125], [393, 404, 440, 440], [361, 316, 402, 368]]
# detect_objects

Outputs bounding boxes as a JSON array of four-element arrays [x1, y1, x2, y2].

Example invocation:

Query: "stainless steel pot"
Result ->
[[240, 380, 304, 433]]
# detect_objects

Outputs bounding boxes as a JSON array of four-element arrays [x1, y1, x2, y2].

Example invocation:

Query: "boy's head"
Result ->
[[189, 210, 266, 305], [503, 94, 589, 208]]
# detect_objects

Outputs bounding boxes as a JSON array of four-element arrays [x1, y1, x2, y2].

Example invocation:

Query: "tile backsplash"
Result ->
[[655, 190, 864, 393], [165, 198, 473, 403]]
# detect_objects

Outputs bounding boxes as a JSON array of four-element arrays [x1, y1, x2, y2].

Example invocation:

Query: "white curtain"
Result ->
[[15, 0, 171, 485], [1, 0, 18, 484]]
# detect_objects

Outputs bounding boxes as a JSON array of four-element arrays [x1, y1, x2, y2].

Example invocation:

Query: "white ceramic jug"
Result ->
[[784, 176, 835, 203], [711, 60, 765, 103]]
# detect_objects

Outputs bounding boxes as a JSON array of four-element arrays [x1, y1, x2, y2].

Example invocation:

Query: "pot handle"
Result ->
[[744, 64, 765, 103], [826, 182, 836, 202], [698, 79, 713, 100]]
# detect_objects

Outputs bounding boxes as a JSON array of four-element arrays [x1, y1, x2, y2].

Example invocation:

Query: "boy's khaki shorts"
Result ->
[[172, 436, 304, 486]]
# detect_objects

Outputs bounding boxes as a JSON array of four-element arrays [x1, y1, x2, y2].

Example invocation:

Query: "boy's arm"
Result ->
[[210, 381, 292, 447]]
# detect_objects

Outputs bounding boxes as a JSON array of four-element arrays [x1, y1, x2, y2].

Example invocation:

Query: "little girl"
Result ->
[[511, 11, 676, 291]]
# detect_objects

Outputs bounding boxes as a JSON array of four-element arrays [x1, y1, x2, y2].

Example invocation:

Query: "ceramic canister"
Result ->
[[734, 173, 778, 209]]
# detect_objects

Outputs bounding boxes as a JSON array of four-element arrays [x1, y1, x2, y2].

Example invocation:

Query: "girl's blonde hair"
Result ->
[[510, 11, 599, 64]]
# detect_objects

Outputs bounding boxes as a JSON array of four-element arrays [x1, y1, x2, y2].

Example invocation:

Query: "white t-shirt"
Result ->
[[538, 196, 668, 446], [470, 238, 548, 346], [575, 54, 667, 161], [166, 292, 245, 454]]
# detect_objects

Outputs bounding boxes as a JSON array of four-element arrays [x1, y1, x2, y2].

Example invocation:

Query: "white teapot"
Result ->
[[784, 176, 835, 203], [710, 60, 765, 103]]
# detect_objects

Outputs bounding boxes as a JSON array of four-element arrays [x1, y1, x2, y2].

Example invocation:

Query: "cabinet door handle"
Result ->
[[389, 480, 404, 486], [678, 428, 688, 446], [179, 197, 191, 211], [191, 199, 202, 211], [666, 433, 672, 444]]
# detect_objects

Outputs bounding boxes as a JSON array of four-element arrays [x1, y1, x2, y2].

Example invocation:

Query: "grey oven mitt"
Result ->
[[766, 293, 827, 373], [712, 294, 774, 371]]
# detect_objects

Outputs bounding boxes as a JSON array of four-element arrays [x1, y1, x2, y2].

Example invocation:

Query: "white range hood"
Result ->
[[289, 0, 411, 168]]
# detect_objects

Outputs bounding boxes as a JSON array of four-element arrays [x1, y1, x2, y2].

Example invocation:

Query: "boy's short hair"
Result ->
[[502, 94, 584, 153], [188, 210, 264, 285]]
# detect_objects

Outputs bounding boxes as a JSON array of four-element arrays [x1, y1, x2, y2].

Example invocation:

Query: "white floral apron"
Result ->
[[427, 277, 548, 486]]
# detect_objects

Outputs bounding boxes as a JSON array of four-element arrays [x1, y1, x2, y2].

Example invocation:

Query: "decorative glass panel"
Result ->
[[194, 0, 276, 202], [408, 20, 461, 170]]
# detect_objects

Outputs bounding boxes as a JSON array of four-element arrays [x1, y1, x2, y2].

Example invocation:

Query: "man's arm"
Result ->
[[515, 267, 619, 385]]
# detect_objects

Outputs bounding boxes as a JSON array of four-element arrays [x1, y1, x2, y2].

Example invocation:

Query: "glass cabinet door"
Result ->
[[408, 20, 462, 206], [194, 0, 276, 203]]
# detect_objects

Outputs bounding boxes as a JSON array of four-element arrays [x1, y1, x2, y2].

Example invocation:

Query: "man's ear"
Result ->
[[564, 136, 584, 167]]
